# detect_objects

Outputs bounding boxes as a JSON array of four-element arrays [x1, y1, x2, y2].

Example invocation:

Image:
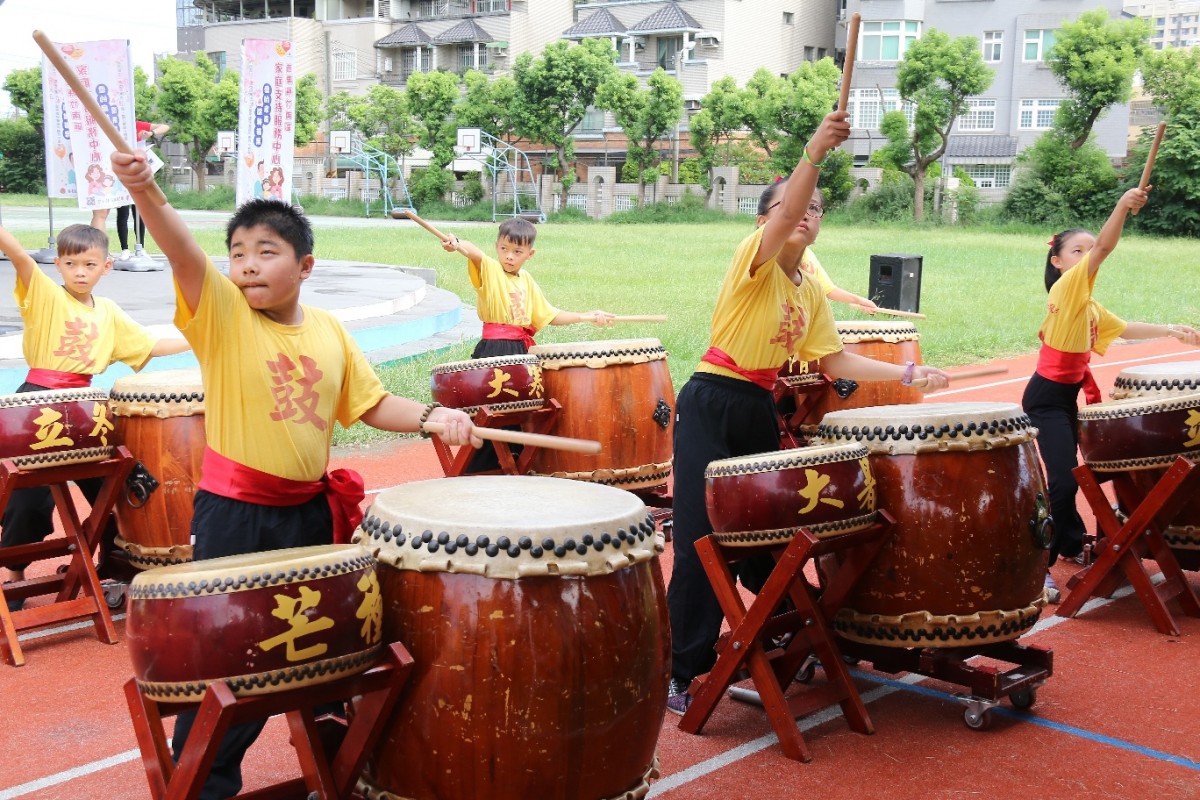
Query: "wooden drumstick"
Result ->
[[850, 304, 927, 320], [910, 365, 1009, 388], [1131, 121, 1166, 217], [391, 208, 452, 242], [837, 13, 862, 113], [421, 420, 602, 454], [610, 315, 668, 323], [33, 30, 167, 207]]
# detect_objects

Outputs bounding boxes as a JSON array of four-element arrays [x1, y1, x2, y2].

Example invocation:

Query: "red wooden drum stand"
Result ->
[[0, 447, 135, 667], [356, 476, 669, 800], [123, 641, 414, 800], [678, 513, 895, 762]]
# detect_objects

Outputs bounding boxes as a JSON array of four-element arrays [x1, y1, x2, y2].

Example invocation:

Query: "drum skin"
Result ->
[[109, 370, 205, 568], [430, 354, 544, 414], [809, 321, 923, 421], [126, 545, 383, 702], [705, 442, 875, 542], [357, 476, 668, 800], [527, 339, 674, 491], [817, 403, 1050, 647], [0, 388, 113, 469]]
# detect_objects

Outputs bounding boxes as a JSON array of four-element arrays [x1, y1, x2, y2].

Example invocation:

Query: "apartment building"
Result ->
[[1125, 1, 1200, 49], [840, 0, 1133, 192]]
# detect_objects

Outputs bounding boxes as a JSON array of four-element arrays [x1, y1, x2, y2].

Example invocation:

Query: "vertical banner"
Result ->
[[41, 61, 77, 198], [237, 39, 295, 207], [59, 39, 136, 212]]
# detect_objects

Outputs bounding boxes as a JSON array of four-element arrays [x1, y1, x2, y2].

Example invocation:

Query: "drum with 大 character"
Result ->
[[430, 354, 544, 414], [816, 402, 1051, 647], [527, 339, 674, 491], [0, 388, 113, 469], [357, 476, 669, 800], [108, 369, 205, 569], [125, 544, 384, 702]]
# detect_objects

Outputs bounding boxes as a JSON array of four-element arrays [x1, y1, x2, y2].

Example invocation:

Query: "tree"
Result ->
[[294, 74, 323, 147], [696, 76, 746, 163], [1002, 128, 1117, 224], [0, 118, 45, 193], [1047, 9, 1149, 150], [3, 67, 44, 130], [873, 29, 992, 221], [595, 68, 683, 204], [1133, 47, 1200, 237], [405, 70, 461, 167], [456, 70, 517, 140], [769, 59, 841, 173], [512, 38, 620, 210], [155, 53, 237, 191], [326, 85, 413, 162]]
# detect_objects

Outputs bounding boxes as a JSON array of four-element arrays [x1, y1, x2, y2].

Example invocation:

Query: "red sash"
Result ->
[[1036, 342, 1101, 405], [197, 447, 366, 544], [483, 322, 537, 349], [700, 347, 779, 391], [25, 368, 92, 389]]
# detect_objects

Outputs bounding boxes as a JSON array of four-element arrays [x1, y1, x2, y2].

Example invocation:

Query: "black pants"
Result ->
[[170, 490, 333, 800], [1022, 372, 1087, 564], [463, 337, 528, 474], [667, 373, 781, 684], [116, 205, 145, 251]]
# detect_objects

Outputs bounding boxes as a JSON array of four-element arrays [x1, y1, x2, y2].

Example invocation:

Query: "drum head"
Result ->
[[131, 543, 366, 588], [1112, 360, 1200, 399], [431, 354, 540, 375], [529, 339, 666, 369], [818, 401, 1035, 454], [706, 441, 868, 478], [110, 368, 204, 417]]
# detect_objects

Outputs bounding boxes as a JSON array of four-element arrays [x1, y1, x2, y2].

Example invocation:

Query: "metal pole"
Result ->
[[33, 196, 57, 264]]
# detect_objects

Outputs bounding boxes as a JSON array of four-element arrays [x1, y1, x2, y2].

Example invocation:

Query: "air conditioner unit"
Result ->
[[695, 31, 720, 45], [684, 99, 702, 111]]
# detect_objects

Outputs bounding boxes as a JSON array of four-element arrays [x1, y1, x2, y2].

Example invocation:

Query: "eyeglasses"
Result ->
[[766, 201, 825, 219]]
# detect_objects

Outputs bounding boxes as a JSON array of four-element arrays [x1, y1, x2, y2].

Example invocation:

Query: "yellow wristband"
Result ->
[[802, 147, 825, 169]]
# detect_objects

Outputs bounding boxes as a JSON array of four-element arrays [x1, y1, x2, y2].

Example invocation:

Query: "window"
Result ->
[[1019, 99, 1060, 130], [962, 164, 1011, 189], [982, 31, 1002, 62], [207, 51, 227, 80], [848, 88, 915, 130], [817, 47, 827, 59], [657, 36, 683, 69], [333, 48, 357, 81], [1023, 29, 1056, 62], [958, 98, 996, 132], [458, 44, 486, 72], [804, 46, 815, 61], [861, 20, 921, 61], [578, 108, 605, 135], [402, 48, 420, 76], [783, 12, 794, 24]]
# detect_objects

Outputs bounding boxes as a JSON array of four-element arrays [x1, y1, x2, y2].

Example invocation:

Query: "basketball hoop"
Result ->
[[456, 127, 483, 156], [330, 130, 353, 154]]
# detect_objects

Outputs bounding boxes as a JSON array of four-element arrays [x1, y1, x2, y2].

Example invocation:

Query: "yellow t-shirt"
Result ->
[[14, 266, 155, 374], [174, 259, 389, 481], [1039, 252, 1127, 355], [696, 226, 843, 381], [799, 248, 835, 295], [468, 254, 560, 331]]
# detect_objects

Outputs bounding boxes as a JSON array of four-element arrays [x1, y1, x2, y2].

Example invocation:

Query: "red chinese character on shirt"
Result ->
[[769, 301, 808, 352], [508, 289, 528, 324], [266, 353, 327, 430], [53, 317, 99, 368]]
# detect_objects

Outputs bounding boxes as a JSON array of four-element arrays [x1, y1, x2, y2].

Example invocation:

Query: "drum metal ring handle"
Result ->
[[124, 462, 161, 509], [653, 399, 672, 430], [1029, 492, 1053, 550], [831, 378, 859, 399]]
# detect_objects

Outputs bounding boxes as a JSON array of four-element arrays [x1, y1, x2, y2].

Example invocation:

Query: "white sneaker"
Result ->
[[1044, 572, 1061, 604], [118, 249, 130, 260]]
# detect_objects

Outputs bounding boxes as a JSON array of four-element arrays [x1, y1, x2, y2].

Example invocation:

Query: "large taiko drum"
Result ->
[[816, 402, 1051, 647], [807, 321, 924, 424], [1078, 391, 1200, 569], [1110, 360, 1200, 400], [526, 339, 674, 491], [0, 388, 113, 469], [108, 369, 205, 569], [705, 442, 876, 546], [125, 544, 383, 703], [430, 354, 544, 414], [357, 476, 669, 800]]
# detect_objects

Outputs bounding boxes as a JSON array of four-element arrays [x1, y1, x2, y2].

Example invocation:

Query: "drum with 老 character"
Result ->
[[357, 475, 669, 800], [816, 402, 1051, 647], [527, 339, 674, 491], [108, 369, 205, 569], [0, 388, 113, 470], [125, 544, 383, 702], [430, 354, 544, 414]]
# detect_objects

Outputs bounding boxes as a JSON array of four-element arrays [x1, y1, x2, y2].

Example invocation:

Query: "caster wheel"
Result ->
[[963, 707, 993, 730], [794, 661, 817, 684], [104, 585, 126, 610], [1010, 688, 1037, 710]]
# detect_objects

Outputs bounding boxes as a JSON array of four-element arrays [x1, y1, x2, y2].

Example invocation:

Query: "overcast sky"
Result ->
[[0, 0, 178, 113]]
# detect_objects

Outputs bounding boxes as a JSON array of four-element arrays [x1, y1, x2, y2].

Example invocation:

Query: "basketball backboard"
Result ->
[[216, 131, 236, 154], [456, 127, 483, 155], [330, 130, 353, 154]]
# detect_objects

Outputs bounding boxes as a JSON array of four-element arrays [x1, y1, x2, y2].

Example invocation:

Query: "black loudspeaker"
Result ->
[[868, 254, 922, 313]]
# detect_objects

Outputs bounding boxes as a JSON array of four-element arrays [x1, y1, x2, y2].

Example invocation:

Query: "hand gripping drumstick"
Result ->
[[33, 30, 168, 207], [837, 13, 862, 113], [850, 304, 926, 320], [910, 365, 1008, 388], [421, 420, 602, 455], [1131, 122, 1166, 217]]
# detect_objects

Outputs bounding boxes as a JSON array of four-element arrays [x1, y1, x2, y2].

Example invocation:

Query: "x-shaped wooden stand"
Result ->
[[431, 401, 562, 476]]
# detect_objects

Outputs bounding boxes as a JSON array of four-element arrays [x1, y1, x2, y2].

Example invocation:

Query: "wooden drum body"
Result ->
[[357, 476, 669, 800], [430, 354, 544, 414], [705, 442, 876, 546], [125, 544, 383, 702], [527, 339, 674, 491], [109, 369, 206, 569], [1079, 390, 1200, 568], [0, 388, 113, 469], [817, 403, 1051, 647], [809, 321, 923, 422]]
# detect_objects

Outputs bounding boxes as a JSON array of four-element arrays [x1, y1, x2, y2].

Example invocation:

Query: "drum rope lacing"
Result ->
[[137, 648, 381, 701], [128, 554, 376, 600], [710, 512, 878, 544], [833, 598, 1046, 646], [432, 355, 540, 374], [705, 444, 869, 478], [0, 388, 107, 407]]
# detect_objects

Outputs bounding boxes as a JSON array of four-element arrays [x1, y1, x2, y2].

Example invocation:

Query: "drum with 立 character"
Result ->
[[124, 544, 384, 702], [0, 388, 113, 469], [527, 339, 674, 491], [108, 369, 205, 569], [816, 402, 1051, 647], [356, 475, 669, 800]]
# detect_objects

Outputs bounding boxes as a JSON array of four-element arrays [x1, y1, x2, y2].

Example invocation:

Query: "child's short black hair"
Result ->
[[497, 217, 537, 248], [757, 179, 822, 217], [226, 199, 314, 258], [57, 223, 109, 257], [1044, 228, 1090, 292]]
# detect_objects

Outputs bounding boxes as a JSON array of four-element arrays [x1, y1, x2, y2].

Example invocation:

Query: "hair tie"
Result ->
[[774, 175, 784, 183], [1046, 235, 1057, 248]]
